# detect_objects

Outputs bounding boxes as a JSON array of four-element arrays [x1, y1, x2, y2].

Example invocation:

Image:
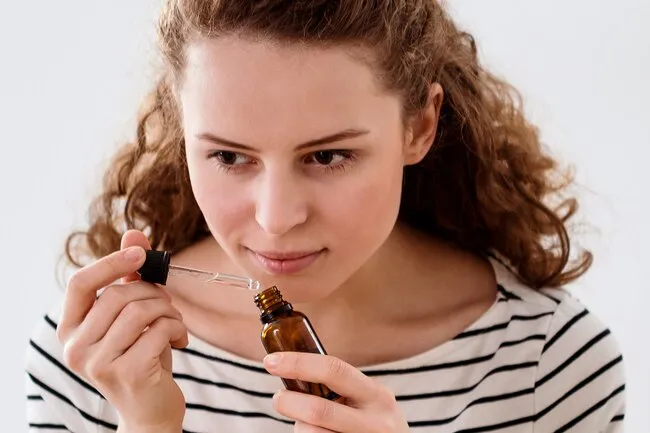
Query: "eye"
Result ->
[[211, 151, 250, 165], [207, 150, 255, 173], [307, 150, 350, 166], [304, 150, 357, 174]]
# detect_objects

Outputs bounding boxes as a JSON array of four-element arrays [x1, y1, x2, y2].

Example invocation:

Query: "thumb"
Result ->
[[120, 229, 152, 283]]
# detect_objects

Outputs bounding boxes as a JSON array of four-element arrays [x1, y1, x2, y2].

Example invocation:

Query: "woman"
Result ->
[[25, 0, 626, 432]]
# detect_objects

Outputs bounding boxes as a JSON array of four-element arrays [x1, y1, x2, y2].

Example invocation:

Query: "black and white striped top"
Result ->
[[25, 259, 626, 432]]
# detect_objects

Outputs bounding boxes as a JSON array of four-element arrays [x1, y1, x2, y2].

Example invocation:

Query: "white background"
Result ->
[[1, 0, 648, 430]]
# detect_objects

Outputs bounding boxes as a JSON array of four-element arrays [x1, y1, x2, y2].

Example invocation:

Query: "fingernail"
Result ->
[[124, 247, 144, 262], [264, 353, 281, 366]]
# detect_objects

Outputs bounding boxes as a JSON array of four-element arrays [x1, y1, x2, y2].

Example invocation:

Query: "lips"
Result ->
[[248, 248, 324, 275]]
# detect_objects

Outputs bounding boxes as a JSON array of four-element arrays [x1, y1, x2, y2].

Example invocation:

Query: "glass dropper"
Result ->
[[137, 249, 261, 291]]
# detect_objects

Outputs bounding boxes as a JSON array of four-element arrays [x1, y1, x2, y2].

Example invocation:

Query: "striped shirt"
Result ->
[[25, 258, 626, 432]]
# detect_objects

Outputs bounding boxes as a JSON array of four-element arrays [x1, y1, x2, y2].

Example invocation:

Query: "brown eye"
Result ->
[[304, 150, 356, 174], [214, 151, 239, 165], [313, 151, 335, 165]]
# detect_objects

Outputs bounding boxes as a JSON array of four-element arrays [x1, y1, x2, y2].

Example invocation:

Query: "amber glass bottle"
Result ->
[[254, 286, 341, 401]]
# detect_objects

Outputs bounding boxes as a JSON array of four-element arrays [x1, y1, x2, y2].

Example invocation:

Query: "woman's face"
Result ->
[[179, 36, 431, 302]]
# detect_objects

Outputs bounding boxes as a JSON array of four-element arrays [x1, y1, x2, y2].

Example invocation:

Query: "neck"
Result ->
[[166, 223, 497, 366]]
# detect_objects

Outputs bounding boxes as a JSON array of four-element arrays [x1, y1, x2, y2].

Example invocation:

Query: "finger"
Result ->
[[100, 298, 183, 361], [75, 282, 172, 346], [57, 246, 147, 343], [85, 288, 182, 345], [264, 352, 378, 404], [121, 317, 188, 367], [294, 421, 337, 433], [274, 390, 365, 433], [120, 229, 152, 284]]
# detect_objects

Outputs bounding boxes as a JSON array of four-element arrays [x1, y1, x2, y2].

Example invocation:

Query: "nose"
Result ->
[[255, 170, 308, 236]]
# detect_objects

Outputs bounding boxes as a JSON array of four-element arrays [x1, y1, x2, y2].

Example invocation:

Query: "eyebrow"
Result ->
[[195, 128, 370, 152]]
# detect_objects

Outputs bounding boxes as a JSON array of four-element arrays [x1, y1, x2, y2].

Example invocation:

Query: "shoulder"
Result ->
[[494, 262, 626, 431], [491, 259, 624, 363], [490, 258, 626, 430], [505, 280, 625, 385], [25, 301, 118, 432], [495, 278, 625, 380], [530, 287, 626, 431], [530, 286, 625, 382]]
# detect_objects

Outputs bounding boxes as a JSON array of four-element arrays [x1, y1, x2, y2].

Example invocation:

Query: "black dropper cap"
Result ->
[[138, 249, 171, 285]]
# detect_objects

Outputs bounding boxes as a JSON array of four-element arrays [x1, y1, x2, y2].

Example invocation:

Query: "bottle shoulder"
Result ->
[[261, 305, 307, 324]]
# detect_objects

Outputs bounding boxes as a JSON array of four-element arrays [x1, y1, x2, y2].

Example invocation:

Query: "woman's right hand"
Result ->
[[56, 230, 188, 433]]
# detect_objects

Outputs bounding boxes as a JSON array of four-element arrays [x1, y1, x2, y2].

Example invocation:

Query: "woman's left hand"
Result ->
[[263, 351, 410, 432]]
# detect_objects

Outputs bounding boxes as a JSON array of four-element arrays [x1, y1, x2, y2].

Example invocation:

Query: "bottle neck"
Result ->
[[254, 286, 293, 323]]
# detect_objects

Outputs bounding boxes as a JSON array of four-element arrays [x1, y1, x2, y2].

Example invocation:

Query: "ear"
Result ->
[[403, 83, 444, 165]]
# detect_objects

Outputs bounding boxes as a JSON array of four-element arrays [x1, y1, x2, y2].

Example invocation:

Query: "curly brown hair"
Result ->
[[64, 0, 592, 289]]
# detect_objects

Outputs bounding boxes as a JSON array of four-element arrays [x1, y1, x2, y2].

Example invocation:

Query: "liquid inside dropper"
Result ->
[[137, 249, 261, 291]]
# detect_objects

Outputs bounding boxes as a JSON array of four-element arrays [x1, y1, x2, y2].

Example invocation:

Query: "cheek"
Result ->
[[323, 158, 402, 244], [187, 161, 251, 236]]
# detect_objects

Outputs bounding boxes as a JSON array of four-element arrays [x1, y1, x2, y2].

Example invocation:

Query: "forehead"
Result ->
[[178, 36, 400, 141]]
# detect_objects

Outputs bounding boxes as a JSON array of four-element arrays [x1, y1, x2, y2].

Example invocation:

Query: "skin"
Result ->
[[57, 35, 498, 432], [173, 35, 496, 362], [179, 36, 419, 304]]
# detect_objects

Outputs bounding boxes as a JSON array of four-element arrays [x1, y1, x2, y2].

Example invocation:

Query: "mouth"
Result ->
[[247, 248, 325, 275]]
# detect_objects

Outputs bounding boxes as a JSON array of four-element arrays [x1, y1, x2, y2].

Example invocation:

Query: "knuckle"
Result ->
[[62, 339, 86, 372], [150, 315, 168, 327], [169, 316, 185, 332], [122, 299, 147, 319], [149, 316, 172, 333], [377, 386, 398, 407], [165, 317, 183, 334], [65, 270, 87, 295], [85, 355, 112, 382], [326, 357, 348, 379], [151, 317, 183, 344], [306, 399, 334, 424], [172, 305, 184, 320]]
